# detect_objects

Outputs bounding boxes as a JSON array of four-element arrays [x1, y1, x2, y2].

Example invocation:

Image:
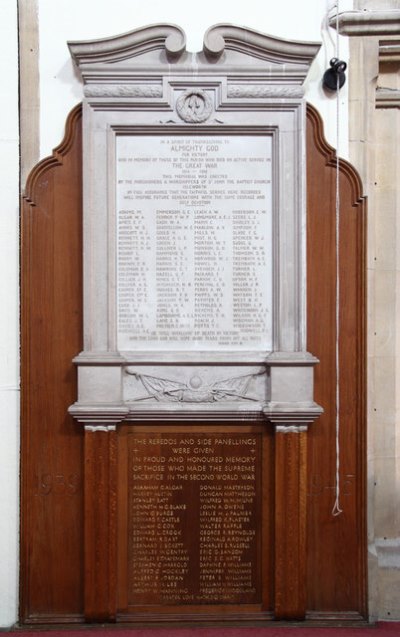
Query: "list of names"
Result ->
[[116, 135, 273, 351], [128, 433, 260, 605]]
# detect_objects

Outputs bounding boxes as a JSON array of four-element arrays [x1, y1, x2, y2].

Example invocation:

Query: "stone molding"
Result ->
[[376, 88, 400, 108], [68, 23, 186, 64], [68, 403, 129, 424], [275, 425, 308, 434], [123, 407, 265, 422], [84, 84, 163, 98], [72, 351, 126, 365], [263, 402, 323, 429], [266, 351, 320, 366], [376, 40, 400, 109], [228, 85, 304, 98], [330, 10, 400, 36], [379, 40, 400, 63], [84, 424, 117, 432]]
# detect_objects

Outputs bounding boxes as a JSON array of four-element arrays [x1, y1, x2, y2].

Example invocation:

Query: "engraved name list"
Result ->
[[127, 433, 261, 606], [116, 135, 273, 351]]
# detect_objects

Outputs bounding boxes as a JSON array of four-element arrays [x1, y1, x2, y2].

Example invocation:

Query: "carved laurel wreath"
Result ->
[[176, 89, 213, 123]]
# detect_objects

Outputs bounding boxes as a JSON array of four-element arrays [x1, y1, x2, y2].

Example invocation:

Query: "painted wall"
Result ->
[[1, 0, 353, 627], [0, 0, 19, 628]]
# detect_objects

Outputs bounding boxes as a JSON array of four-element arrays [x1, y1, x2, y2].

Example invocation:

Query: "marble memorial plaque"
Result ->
[[116, 134, 272, 352], [126, 432, 261, 606]]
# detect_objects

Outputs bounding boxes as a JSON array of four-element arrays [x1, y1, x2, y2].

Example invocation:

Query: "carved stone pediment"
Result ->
[[68, 23, 320, 103], [69, 22, 319, 68]]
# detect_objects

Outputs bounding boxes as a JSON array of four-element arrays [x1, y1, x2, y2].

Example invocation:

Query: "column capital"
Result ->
[[263, 401, 323, 430], [68, 402, 129, 427]]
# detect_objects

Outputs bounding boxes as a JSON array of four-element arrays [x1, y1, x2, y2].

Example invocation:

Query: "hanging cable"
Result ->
[[332, 0, 343, 518]]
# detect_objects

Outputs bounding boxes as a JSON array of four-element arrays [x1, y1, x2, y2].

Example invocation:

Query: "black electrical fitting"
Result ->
[[323, 57, 347, 91]]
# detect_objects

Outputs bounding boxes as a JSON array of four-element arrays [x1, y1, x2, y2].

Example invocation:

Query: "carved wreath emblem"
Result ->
[[176, 90, 213, 123]]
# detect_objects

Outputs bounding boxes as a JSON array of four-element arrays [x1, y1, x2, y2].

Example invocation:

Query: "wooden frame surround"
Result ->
[[20, 100, 367, 624], [17, 19, 368, 626]]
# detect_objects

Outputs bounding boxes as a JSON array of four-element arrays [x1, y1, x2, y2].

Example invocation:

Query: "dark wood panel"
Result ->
[[116, 424, 273, 623], [306, 104, 367, 617], [84, 430, 117, 622], [20, 105, 84, 623], [275, 430, 307, 620]]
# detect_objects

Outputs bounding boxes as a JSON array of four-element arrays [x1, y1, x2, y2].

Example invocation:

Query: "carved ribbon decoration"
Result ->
[[125, 369, 266, 403]]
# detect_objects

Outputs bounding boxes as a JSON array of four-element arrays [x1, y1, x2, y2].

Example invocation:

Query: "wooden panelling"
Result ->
[[115, 424, 273, 623], [20, 103, 367, 624], [306, 105, 367, 618], [84, 430, 117, 622], [20, 105, 84, 623], [275, 431, 307, 620]]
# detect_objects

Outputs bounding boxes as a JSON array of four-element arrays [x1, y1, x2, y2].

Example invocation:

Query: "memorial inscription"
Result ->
[[126, 432, 261, 606], [116, 135, 273, 352]]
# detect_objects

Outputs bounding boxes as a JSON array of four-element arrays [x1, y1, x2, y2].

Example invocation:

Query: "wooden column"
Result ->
[[274, 424, 307, 620], [265, 411, 321, 621], [83, 426, 117, 622]]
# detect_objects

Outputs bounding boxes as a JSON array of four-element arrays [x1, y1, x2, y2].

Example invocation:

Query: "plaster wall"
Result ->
[[0, 0, 361, 628], [0, 0, 20, 628]]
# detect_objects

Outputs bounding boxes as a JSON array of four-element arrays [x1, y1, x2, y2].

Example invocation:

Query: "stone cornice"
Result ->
[[124, 407, 264, 422], [266, 351, 320, 366], [330, 10, 400, 36], [376, 87, 400, 109], [379, 39, 400, 63], [72, 351, 127, 365], [68, 403, 129, 424], [263, 401, 323, 428]]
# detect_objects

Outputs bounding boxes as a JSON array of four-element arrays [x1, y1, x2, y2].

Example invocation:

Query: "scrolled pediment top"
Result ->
[[203, 23, 321, 66], [68, 23, 186, 67], [68, 23, 320, 81]]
